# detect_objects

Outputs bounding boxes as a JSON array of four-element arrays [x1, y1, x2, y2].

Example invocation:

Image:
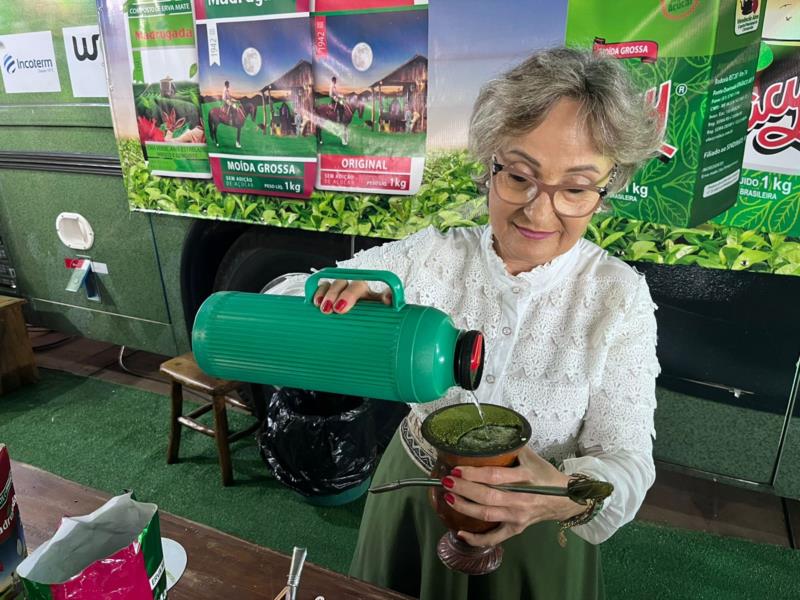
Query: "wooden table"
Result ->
[[13, 462, 413, 600], [0, 296, 38, 395]]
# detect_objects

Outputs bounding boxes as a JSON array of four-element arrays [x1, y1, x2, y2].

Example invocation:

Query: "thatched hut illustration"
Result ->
[[369, 54, 428, 133], [259, 60, 314, 136], [160, 75, 176, 98]]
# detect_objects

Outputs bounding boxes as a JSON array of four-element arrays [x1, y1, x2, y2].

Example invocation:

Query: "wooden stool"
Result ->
[[160, 352, 260, 486], [0, 296, 38, 396]]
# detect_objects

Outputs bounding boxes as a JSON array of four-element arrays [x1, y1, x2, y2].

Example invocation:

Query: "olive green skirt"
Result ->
[[349, 431, 604, 600]]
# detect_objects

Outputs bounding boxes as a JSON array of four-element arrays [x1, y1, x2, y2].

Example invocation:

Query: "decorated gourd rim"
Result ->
[[421, 403, 532, 457]]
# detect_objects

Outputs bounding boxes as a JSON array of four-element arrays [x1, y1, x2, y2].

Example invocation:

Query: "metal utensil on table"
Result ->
[[272, 546, 307, 600], [369, 476, 614, 504]]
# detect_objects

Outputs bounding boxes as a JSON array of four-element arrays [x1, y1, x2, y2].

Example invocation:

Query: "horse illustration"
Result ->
[[315, 95, 365, 146], [208, 100, 257, 149]]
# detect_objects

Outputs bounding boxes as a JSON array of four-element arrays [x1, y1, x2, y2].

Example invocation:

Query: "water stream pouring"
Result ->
[[192, 268, 485, 403]]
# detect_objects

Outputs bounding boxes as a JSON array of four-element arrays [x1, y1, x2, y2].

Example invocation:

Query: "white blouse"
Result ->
[[271, 224, 659, 544]]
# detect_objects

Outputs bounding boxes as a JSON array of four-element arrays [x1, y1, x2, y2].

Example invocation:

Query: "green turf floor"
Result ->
[[1, 369, 798, 599]]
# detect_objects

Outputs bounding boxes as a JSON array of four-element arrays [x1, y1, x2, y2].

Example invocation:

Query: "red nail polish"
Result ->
[[451, 468, 462, 478], [334, 299, 347, 312], [444, 493, 455, 505], [442, 477, 454, 489], [321, 300, 333, 313]]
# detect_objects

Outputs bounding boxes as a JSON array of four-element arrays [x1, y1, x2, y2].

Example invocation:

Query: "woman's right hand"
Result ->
[[313, 279, 393, 314]]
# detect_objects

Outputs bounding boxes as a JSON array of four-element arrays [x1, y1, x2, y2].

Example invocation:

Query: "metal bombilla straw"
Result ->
[[272, 546, 307, 600]]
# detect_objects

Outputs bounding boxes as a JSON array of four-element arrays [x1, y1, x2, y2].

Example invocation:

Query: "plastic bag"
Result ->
[[17, 493, 167, 600], [258, 388, 377, 496]]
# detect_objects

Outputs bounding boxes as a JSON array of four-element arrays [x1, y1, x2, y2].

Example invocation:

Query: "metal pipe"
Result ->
[[286, 546, 307, 600]]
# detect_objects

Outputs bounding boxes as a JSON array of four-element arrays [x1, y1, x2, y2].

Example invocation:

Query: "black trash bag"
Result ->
[[371, 399, 410, 453], [257, 387, 378, 497]]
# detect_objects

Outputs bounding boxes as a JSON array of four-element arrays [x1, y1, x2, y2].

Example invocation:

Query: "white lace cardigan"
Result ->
[[270, 224, 659, 544]]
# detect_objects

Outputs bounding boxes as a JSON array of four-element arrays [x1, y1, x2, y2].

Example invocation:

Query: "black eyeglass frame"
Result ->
[[490, 154, 619, 218]]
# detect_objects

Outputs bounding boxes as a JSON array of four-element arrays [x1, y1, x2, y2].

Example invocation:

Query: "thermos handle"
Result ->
[[304, 268, 406, 310]]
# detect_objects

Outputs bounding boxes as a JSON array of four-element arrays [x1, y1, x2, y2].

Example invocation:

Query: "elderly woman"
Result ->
[[274, 47, 662, 599]]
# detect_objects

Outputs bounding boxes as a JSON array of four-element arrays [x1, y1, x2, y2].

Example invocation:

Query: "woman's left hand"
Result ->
[[444, 447, 587, 547]]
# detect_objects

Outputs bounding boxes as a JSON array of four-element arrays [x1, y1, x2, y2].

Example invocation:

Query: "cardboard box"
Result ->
[[0, 445, 25, 600], [714, 0, 800, 237], [566, 0, 765, 226]]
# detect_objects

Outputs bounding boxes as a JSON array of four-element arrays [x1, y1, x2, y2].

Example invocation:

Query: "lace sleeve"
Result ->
[[263, 273, 309, 297], [582, 275, 659, 455], [335, 226, 441, 293], [562, 275, 660, 544], [266, 226, 441, 297]]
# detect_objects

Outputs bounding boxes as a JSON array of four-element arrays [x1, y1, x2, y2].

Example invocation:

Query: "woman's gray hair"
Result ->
[[468, 47, 663, 193]]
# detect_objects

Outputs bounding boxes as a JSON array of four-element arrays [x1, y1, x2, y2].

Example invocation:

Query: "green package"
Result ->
[[566, 0, 765, 227], [714, 0, 800, 236], [126, 0, 211, 178]]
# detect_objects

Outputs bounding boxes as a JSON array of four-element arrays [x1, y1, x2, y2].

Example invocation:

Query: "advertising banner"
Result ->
[[312, 0, 428, 195], [100, 0, 564, 229], [566, 0, 765, 228], [714, 0, 800, 237], [96, 0, 799, 275], [0, 0, 107, 127], [194, 0, 316, 198], [0, 31, 61, 94], [63, 25, 108, 98], [125, 0, 211, 178]]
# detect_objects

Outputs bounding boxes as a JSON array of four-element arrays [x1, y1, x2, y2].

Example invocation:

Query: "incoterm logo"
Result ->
[[0, 43, 15, 74], [2, 54, 16, 74], [0, 31, 61, 94], [0, 42, 54, 74]]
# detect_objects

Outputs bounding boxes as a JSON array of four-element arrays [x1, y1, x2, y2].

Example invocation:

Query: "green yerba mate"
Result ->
[[425, 404, 523, 450], [456, 425, 522, 453], [566, 0, 765, 227]]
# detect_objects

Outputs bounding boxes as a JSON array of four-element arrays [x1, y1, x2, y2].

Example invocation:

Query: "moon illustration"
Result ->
[[241, 47, 262, 76], [351, 42, 373, 72]]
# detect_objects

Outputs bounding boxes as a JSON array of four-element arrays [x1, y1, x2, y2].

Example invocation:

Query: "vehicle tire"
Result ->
[[212, 227, 350, 420], [212, 226, 408, 448]]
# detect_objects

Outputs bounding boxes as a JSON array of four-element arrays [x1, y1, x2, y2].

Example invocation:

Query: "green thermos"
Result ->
[[192, 268, 485, 403]]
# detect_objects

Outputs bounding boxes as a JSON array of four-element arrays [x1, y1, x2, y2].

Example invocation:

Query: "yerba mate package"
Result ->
[[126, 0, 211, 178], [715, 0, 800, 237], [313, 0, 429, 195], [0, 445, 26, 600], [17, 493, 167, 600], [195, 0, 316, 198], [566, 0, 765, 227]]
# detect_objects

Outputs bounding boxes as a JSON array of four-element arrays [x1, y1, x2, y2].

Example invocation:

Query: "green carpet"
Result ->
[[2, 369, 798, 599]]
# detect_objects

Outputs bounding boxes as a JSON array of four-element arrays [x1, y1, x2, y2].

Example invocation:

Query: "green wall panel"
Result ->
[[148, 213, 192, 355], [0, 106, 113, 129], [774, 369, 800, 499], [654, 387, 785, 485], [0, 168, 173, 346], [0, 0, 112, 129], [775, 421, 800, 499], [29, 298, 176, 356], [0, 124, 117, 155]]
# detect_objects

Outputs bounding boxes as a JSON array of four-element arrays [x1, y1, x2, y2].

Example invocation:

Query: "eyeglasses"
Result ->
[[490, 154, 618, 218]]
